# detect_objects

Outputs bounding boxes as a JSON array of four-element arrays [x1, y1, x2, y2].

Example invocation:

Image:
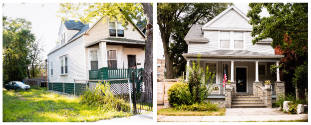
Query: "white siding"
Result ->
[[48, 37, 87, 83]]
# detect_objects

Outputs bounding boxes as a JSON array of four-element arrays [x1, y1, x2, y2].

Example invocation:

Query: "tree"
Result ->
[[59, 3, 153, 99], [3, 16, 35, 82], [247, 3, 308, 100], [157, 3, 229, 78], [29, 38, 43, 78]]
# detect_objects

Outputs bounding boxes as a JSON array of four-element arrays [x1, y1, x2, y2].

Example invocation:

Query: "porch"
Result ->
[[183, 50, 285, 108]]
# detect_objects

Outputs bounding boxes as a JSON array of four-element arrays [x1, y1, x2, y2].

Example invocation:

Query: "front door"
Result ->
[[128, 55, 136, 69], [236, 67, 247, 92]]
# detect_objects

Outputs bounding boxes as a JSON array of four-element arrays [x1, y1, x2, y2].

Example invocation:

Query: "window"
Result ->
[[234, 32, 243, 49], [206, 63, 216, 84], [60, 55, 68, 75], [50, 62, 53, 76], [107, 50, 117, 69], [90, 50, 98, 70], [109, 22, 116, 37], [117, 22, 124, 37], [220, 32, 230, 48], [109, 22, 124, 37]]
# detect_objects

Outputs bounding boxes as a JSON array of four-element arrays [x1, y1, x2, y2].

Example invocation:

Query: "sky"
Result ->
[[3, 2, 258, 60], [156, 3, 261, 59], [3, 3, 61, 60]]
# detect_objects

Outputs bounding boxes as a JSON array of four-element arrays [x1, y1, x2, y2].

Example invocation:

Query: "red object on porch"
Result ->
[[223, 73, 227, 87]]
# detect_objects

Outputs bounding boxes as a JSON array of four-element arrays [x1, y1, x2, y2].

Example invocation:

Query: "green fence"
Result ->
[[48, 82, 87, 96]]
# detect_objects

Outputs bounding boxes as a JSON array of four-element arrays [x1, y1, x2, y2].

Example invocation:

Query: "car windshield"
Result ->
[[15, 81, 25, 86]]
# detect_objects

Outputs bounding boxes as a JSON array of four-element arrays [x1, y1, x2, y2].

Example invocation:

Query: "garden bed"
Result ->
[[157, 108, 225, 116]]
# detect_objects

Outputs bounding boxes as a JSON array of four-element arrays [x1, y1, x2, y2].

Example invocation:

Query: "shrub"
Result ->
[[175, 102, 218, 111], [168, 82, 193, 107], [81, 82, 130, 112]]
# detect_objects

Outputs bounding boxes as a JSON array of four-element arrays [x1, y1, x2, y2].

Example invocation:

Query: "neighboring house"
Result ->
[[47, 16, 146, 90], [183, 6, 285, 108]]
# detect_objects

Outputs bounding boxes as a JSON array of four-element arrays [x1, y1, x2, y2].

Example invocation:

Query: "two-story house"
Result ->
[[47, 16, 146, 94], [183, 6, 285, 108]]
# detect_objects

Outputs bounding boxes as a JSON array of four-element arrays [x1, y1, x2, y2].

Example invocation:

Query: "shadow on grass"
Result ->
[[3, 89, 131, 122]]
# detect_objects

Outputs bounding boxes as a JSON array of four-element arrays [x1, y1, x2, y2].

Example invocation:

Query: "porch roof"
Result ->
[[85, 37, 145, 48], [183, 50, 284, 61]]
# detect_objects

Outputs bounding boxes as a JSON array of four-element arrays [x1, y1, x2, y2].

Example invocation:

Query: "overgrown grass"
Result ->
[[3, 88, 131, 122], [157, 108, 225, 116]]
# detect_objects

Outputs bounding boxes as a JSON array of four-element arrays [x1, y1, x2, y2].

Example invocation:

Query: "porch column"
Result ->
[[255, 61, 259, 82], [186, 60, 190, 81], [276, 61, 280, 82], [99, 42, 108, 68], [230, 60, 234, 82]]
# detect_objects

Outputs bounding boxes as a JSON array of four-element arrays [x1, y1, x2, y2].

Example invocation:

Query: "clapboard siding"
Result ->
[[48, 37, 87, 83]]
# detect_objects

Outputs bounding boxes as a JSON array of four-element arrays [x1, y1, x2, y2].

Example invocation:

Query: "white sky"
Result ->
[[3, 3, 61, 60], [156, 3, 259, 59], [3, 2, 260, 60]]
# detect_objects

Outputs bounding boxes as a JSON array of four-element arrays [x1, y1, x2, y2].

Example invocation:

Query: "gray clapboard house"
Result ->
[[183, 6, 285, 108]]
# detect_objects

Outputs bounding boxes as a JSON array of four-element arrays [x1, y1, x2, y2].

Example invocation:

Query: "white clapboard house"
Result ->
[[183, 6, 285, 108], [47, 16, 145, 95]]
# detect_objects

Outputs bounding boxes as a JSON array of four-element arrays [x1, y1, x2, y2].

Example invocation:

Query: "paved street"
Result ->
[[158, 108, 308, 122]]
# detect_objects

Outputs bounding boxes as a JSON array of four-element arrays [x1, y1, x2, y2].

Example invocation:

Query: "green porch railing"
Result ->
[[89, 67, 144, 80]]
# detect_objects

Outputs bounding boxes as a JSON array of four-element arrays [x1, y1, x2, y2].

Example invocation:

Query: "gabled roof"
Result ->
[[184, 24, 209, 44], [64, 20, 89, 42], [85, 37, 145, 48], [85, 16, 146, 39], [202, 5, 250, 30]]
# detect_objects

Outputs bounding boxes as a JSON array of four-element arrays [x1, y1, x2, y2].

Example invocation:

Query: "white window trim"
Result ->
[[218, 31, 245, 50], [107, 49, 118, 68], [108, 21, 124, 38], [60, 55, 68, 76], [89, 48, 99, 70]]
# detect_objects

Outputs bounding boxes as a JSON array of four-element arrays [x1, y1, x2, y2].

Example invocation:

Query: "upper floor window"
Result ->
[[220, 31, 244, 49], [107, 50, 117, 69], [234, 32, 243, 49], [220, 31, 230, 48], [109, 22, 124, 37], [60, 55, 68, 75]]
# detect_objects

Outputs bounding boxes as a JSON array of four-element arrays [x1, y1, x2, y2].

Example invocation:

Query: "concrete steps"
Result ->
[[232, 95, 266, 108]]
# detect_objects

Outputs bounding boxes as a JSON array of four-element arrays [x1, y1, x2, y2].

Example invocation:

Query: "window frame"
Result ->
[[60, 55, 68, 75], [107, 50, 117, 69], [109, 21, 124, 37], [218, 31, 245, 50], [90, 49, 98, 70], [205, 62, 218, 84]]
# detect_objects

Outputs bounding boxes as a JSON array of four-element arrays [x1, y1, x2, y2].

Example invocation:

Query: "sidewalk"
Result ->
[[157, 108, 308, 122], [98, 112, 153, 123]]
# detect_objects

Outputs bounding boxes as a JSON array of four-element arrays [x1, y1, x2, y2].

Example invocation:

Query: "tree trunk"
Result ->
[[142, 3, 153, 102], [161, 33, 174, 79]]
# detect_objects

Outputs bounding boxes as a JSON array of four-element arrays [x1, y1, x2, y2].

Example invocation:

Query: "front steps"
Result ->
[[232, 95, 266, 108]]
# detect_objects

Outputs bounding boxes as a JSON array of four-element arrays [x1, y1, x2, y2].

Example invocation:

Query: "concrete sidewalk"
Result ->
[[158, 108, 308, 122], [98, 112, 153, 123]]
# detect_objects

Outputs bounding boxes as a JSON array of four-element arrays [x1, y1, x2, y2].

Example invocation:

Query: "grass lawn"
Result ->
[[3, 88, 132, 122], [157, 108, 226, 116]]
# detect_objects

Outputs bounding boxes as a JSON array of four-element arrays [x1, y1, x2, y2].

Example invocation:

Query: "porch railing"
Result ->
[[89, 67, 144, 80]]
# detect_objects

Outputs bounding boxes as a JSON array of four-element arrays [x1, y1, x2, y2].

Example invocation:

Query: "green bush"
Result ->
[[81, 82, 130, 112], [168, 82, 193, 107], [175, 102, 218, 111]]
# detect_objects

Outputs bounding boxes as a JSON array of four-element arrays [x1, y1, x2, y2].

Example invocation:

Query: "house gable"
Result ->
[[202, 6, 252, 31], [84, 16, 145, 45]]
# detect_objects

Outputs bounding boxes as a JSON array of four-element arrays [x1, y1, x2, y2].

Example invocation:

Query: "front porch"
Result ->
[[183, 50, 285, 108]]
